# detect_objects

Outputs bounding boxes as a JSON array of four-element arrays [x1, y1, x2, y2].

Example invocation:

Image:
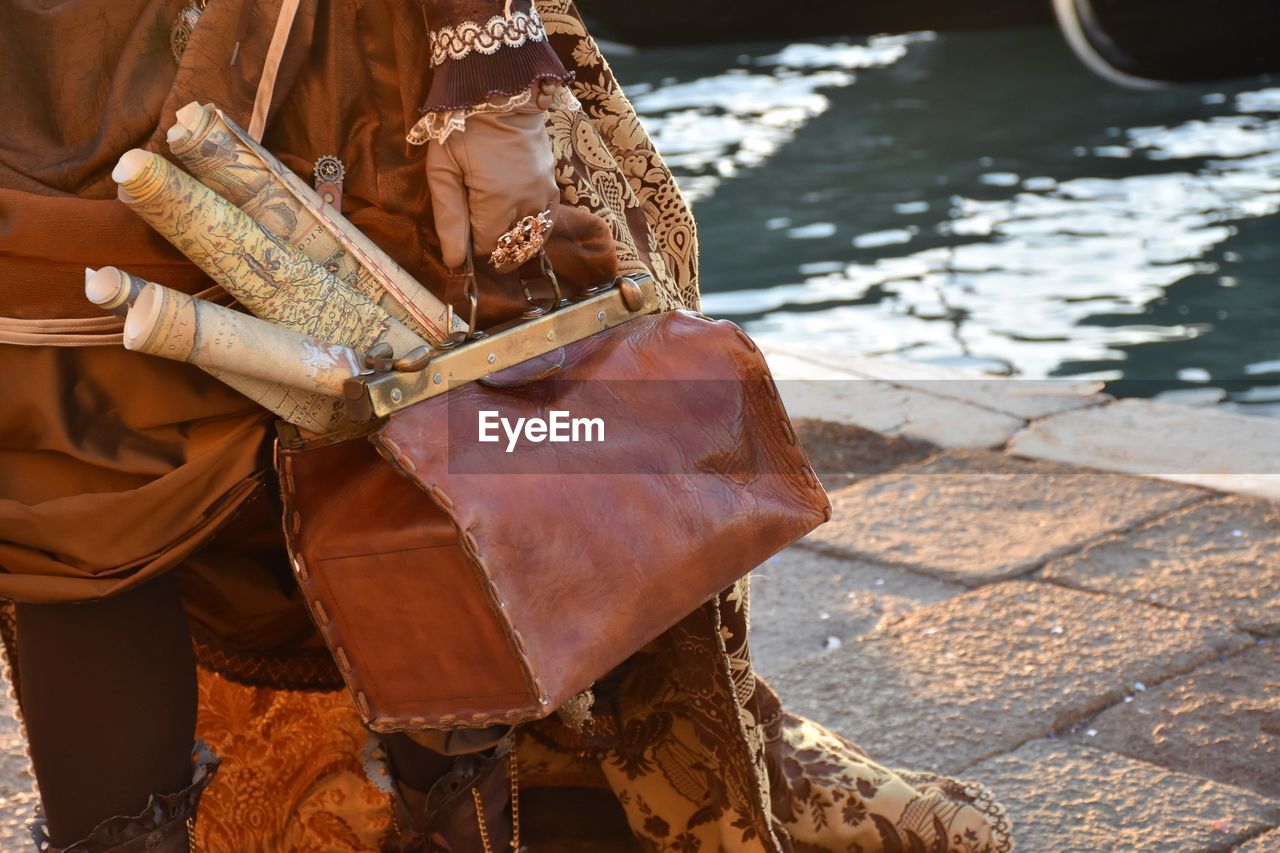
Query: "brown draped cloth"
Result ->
[[0, 0, 1011, 849]]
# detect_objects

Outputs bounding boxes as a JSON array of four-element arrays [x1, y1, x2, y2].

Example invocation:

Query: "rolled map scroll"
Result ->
[[84, 267, 144, 319], [121, 280, 350, 432], [112, 149, 425, 357], [85, 266, 282, 412], [125, 282, 364, 397], [168, 102, 461, 343]]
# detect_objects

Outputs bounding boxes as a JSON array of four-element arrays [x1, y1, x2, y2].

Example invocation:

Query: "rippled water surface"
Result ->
[[608, 29, 1280, 413]]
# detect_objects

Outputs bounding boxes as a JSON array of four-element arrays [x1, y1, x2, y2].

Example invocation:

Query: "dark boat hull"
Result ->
[[1054, 0, 1280, 84], [578, 0, 1052, 46]]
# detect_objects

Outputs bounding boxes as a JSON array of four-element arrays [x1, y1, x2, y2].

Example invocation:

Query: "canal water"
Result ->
[[608, 28, 1280, 414]]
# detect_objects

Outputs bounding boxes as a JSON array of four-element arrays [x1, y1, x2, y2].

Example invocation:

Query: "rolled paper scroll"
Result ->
[[124, 281, 364, 397], [84, 267, 144, 319], [86, 266, 265, 403], [112, 149, 426, 357], [168, 102, 461, 343], [123, 281, 349, 432]]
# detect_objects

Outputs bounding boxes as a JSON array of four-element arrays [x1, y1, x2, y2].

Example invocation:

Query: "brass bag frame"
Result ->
[[341, 273, 659, 422]]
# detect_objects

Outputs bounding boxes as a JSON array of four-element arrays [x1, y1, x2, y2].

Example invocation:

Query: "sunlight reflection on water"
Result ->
[[610, 32, 1280, 414]]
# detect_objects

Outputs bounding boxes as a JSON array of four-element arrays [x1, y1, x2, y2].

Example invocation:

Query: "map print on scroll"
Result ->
[[113, 150, 426, 357], [124, 282, 364, 398], [168, 102, 462, 344], [108, 274, 347, 433]]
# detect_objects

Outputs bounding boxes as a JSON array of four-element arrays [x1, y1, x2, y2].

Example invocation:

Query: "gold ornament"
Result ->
[[489, 209, 553, 268], [170, 0, 208, 63], [312, 155, 346, 186]]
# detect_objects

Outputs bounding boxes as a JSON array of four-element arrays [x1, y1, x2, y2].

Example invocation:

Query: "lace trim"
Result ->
[[407, 85, 580, 146], [429, 9, 547, 67]]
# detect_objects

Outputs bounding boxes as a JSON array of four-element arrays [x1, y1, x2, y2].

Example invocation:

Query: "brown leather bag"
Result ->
[[277, 307, 830, 734]]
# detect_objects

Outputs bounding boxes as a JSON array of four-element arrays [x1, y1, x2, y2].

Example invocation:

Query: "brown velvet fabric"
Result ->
[[0, 0, 611, 611], [0, 31, 616, 769]]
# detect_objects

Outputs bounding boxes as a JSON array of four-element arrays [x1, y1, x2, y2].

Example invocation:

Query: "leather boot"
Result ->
[[390, 735, 517, 853], [30, 743, 219, 853]]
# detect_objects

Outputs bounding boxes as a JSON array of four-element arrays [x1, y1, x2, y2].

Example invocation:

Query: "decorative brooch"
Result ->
[[313, 155, 346, 186], [490, 209, 553, 268], [313, 155, 346, 211], [170, 0, 208, 62]]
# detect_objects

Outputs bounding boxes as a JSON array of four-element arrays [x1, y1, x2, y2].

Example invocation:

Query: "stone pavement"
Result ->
[[757, 430, 1279, 850], [748, 346, 1280, 851], [0, 351, 1276, 851]]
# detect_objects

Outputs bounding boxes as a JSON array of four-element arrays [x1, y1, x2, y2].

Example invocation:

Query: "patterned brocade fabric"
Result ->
[[187, 582, 1012, 851], [184, 5, 1012, 850], [539, 0, 701, 310]]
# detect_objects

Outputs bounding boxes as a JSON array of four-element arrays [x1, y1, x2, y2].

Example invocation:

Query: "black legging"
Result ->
[[14, 574, 458, 846], [15, 575, 197, 846]]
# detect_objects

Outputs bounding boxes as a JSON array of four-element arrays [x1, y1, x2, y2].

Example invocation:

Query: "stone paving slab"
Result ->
[[1009, 399, 1280, 501], [1044, 498, 1280, 636], [0, 690, 35, 848], [1235, 828, 1280, 851], [765, 342, 1109, 421], [766, 351, 1025, 449], [1073, 641, 1279, 799], [770, 581, 1252, 774], [748, 547, 963, 676], [779, 379, 1023, 449], [966, 740, 1280, 852], [792, 419, 934, 490], [805, 450, 1204, 585]]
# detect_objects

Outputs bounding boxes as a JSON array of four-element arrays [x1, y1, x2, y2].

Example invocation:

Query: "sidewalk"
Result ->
[[751, 345, 1280, 851], [0, 348, 1276, 850]]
